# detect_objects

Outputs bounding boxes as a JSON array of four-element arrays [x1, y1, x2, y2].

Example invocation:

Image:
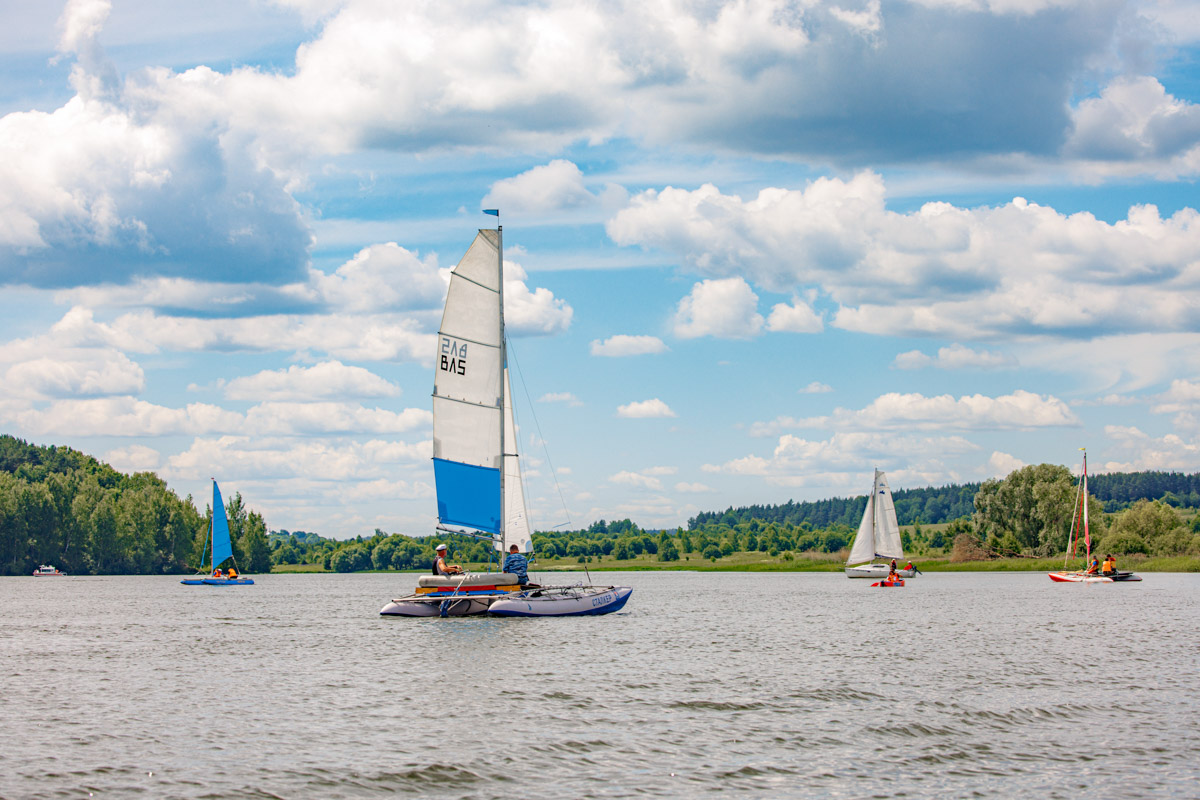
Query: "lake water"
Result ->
[[1, 571, 1197, 799]]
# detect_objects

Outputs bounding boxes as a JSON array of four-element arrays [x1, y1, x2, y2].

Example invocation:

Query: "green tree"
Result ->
[[241, 511, 273, 573], [658, 540, 680, 561]]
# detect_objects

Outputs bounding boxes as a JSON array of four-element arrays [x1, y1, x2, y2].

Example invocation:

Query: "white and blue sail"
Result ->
[[432, 226, 532, 554]]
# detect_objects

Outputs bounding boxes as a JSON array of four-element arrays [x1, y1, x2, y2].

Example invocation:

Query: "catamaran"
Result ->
[[1048, 450, 1141, 583], [380, 215, 631, 617], [845, 468, 913, 579], [181, 480, 254, 586]]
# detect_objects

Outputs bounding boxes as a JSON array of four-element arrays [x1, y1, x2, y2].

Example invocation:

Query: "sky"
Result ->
[[1, 0, 1199, 539]]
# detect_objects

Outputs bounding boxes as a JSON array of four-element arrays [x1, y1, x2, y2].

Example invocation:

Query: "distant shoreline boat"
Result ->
[[1048, 450, 1141, 584], [181, 480, 255, 586], [32, 564, 66, 577], [845, 469, 914, 579]]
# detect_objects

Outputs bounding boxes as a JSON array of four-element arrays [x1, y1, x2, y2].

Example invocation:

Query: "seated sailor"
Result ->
[[503, 544, 530, 585], [432, 543, 463, 575]]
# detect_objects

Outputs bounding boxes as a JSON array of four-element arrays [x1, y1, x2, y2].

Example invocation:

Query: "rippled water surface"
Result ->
[[2, 571, 1198, 798]]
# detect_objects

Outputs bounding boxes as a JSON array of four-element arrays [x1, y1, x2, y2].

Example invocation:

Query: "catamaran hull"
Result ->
[[488, 586, 632, 617], [181, 578, 255, 585], [1048, 571, 1141, 583], [871, 580, 904, 587], [379, 596, 497, 616]]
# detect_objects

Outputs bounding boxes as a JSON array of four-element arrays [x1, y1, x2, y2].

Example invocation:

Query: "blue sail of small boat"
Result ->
[[211, 481, 233, 568]]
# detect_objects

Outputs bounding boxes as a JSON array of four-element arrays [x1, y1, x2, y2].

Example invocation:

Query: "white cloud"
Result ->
[[609, 175, 1200, 341], [751, 390, 1076, 433], [104, 443, 162, 473], [673, 277, 763, 339], [539, 391, 583, 406], [484, 160, 600, 215], [766, 299, 823, 333], [674, 481, 715, 493], [164, 435, 433, 482], [1102, 425, 1200, 472], [608, 470, 663, 490], [5, 397, 242, 437], [4, 348, 144, 399], [617, 398, 677, 418], [702, 430, 979, 488], [243, 402, 430, 435], [223, 361, 400, 401], [799, 381, 833, 394], [1065, 77, 1200, 168], [502, 260, 574, 336], [894, 343, 1017, 370], [1151, 379, 1200, 415], [987, 451, 1026, 477], [590, 334, 668, 357]]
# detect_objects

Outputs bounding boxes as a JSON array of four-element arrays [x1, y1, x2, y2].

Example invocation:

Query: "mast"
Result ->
[[497, 219, 505, 553], [1082, 449, 1090, 563], [871, 468, 878, 558]]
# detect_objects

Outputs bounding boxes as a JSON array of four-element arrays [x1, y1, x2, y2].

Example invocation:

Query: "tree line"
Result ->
[[4, 433, 1197, 574], [0, 435, 271, 576]]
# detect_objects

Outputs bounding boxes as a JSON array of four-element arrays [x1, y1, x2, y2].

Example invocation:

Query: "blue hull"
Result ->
[[181, 578, 255, 585]]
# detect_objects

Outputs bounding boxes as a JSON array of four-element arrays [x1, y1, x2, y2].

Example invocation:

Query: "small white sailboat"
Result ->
[[845, 468, 911, 579], [381, 214, 630, 617], [181, 481, 254, 585], [1049, 450, 1141, 584]]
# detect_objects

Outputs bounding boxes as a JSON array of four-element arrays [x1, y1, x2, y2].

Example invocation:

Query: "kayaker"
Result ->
[[503, 544, 530, 585], [433, 544, 463, 576]]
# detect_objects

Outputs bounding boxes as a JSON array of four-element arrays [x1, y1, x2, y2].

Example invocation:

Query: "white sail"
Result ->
[[501, 368, 533, 554], [872, 470, 904, 559], [846, 468, 904, 564], [846, 471, 877, 565], [432, 229, 504, 534]]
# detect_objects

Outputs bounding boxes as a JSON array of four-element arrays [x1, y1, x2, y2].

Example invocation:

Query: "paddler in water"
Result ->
[[433, 543, 463, 576]]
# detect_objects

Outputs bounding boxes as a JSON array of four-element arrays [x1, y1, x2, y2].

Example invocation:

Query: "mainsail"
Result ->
[[431, 226, 533, 553], [432, 229, 505, 534], [211, 480, 233, 568], [846, 469, 904, 564]]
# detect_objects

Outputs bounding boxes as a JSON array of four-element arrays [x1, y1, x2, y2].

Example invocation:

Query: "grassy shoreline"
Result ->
[[272, 554, 1200, 574]]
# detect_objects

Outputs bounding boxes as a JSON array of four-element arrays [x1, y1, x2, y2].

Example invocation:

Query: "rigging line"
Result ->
[[506, 340, 573, 531]]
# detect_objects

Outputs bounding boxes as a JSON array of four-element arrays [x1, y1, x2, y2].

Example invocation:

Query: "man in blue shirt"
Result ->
[[503, 544, 529, 585]]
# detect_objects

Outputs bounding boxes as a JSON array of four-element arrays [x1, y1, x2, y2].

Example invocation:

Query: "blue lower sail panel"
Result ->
[[433, 458, 501, 534]]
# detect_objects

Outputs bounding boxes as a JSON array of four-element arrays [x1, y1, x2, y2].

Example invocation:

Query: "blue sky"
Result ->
[[1, 0, 1198, 539]]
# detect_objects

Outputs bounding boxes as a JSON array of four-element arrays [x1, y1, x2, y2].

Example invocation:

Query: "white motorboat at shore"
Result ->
[[32, 564, 66, 577]]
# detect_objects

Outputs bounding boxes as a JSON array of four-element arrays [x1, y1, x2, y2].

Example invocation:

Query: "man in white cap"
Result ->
[[433, 543, 463, 576]]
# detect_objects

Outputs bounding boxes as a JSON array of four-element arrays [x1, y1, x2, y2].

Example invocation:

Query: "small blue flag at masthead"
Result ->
[[482, 209, 499, 216]]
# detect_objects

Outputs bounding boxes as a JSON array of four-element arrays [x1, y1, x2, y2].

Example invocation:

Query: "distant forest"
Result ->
[[3, 433, 1198, 575], [690, 471, 1200, 530]]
